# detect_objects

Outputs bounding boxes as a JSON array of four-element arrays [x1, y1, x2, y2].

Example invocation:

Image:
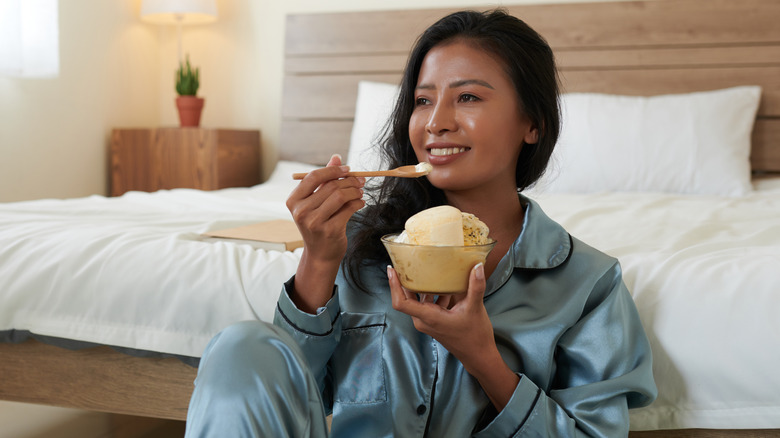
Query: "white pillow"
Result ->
[[267, 160, 318, 183], [347, 81, 399, 171], [535, 86, 762, 196]]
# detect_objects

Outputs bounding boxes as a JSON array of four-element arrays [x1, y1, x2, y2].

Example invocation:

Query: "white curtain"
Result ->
[[0, 0, 59, 78]]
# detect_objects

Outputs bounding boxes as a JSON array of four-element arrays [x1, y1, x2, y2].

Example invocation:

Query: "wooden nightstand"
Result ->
[[110, 128, 261, 196]]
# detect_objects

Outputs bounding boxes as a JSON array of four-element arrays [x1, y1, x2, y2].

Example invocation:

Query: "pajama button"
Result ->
[[416, 404, 427, 415]]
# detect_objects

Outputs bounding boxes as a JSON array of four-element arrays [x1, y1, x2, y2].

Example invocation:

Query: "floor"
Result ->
[[0, 401, 185, 438]]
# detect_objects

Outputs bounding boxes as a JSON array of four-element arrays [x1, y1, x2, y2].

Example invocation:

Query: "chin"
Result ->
[[427, 174, 469, 192]]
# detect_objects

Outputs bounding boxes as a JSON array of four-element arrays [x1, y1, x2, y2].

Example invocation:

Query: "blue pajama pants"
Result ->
[[185, 321, 330, 438]]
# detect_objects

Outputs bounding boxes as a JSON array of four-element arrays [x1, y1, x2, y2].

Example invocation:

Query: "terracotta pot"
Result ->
[[176, 96, 205, 127]]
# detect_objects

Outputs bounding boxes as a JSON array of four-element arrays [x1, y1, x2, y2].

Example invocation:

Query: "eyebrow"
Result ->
[[415, 79, 495, 90]]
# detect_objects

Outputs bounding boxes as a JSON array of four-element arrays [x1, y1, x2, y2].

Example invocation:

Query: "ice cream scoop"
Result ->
[[402, 205, 464, 246], [395, 205, 490, 246]]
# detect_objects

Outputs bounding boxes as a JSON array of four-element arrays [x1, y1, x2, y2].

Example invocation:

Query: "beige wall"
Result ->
[[0, 0, 159, 202], [0, 0, 622, 202]]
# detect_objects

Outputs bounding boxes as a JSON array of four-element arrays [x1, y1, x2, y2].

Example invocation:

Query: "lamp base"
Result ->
[[176, 96, 204, 127]]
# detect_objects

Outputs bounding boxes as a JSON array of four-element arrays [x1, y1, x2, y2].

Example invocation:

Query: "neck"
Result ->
[[445, 187, 524, 278]]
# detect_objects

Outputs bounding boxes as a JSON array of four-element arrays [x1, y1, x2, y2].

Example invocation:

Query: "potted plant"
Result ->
[[175, 55, 204, 127]]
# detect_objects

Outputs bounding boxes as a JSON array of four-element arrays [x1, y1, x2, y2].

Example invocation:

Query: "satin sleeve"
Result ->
[[273, 275, 342, 411], [475, 263, 657, 438]]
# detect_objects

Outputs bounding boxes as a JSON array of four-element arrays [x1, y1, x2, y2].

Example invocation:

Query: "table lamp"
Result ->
[[140, 0, 217, 63]]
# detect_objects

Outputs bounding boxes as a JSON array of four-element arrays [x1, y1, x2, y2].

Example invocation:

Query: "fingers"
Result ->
[[326, 153, 342, 167], [389, 266, 452, 330], [390, 263, 486, 315], [316, 180, 365, 217], [290, 154, 352, 201], [419, 294, 434, 303], [287, 153, 366, 234], [465, 263, 487, 305], [388, 266, 415, 308], [389, 266, 423, 311], [288, 180, 364, 235], [289, 164, 352, 199], [436, 294, 453, 309]]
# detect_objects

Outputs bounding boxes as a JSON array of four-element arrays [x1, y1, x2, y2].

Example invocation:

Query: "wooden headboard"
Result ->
[[280, 0, 780, 174]]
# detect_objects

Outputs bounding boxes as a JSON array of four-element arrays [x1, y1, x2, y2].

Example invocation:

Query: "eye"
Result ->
[[459, 93, 480, 103], [415, 96, 430, 106]]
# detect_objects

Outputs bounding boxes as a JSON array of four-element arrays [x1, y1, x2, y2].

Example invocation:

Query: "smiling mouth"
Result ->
[[429, 147, 469, 156]]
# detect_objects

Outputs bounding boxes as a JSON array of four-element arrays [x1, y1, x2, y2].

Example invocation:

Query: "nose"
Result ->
[[425, 100, 457, 135]]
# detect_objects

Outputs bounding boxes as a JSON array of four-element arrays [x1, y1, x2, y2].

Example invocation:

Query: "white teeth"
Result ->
[[429, 147, 467, 156]]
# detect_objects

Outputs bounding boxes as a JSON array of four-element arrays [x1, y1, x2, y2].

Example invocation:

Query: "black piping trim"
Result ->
[[510, 387, 542, 437], [422, 366, 438, 437], [342, 323, 387, 332], [276, 302, 340, 337]]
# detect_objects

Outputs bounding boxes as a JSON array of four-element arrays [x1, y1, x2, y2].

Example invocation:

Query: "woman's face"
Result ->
[[409, 40, 537, 193]]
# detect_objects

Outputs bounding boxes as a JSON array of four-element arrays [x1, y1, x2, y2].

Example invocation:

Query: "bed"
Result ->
[[1, 0, 780, 436]]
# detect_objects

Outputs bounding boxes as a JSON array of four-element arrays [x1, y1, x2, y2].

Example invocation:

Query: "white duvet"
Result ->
[[0, 161, 316, 358], [1, 161, 779, 430], [533, 178, 780, 430]]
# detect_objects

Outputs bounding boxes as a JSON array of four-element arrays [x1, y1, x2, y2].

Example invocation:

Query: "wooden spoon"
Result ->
[[292, 163, 432, 180]]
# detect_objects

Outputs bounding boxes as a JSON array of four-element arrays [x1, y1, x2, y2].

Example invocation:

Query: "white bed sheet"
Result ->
[[535, 177, 780, 430], [1, 162, 779, 430], [0, 161, 316, 358]]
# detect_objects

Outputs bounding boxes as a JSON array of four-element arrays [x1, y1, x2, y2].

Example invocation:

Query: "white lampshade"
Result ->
[[140, 0, 217, 25]]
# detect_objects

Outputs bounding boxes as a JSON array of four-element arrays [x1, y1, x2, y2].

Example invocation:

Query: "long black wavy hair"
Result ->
[[344, 9, 561, 292]]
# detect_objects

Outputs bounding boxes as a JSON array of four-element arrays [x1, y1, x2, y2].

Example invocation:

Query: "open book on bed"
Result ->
[[202, 219, 304, 251]]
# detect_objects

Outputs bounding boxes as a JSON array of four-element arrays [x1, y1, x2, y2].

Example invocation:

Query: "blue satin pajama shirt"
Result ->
[[274, 196, 657, 437]]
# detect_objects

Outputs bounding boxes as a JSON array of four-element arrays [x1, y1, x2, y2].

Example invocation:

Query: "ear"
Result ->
[[524, 126, 539, 145]]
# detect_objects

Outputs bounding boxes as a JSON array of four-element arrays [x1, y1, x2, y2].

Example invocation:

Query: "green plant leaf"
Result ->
[[175, 54, 200, 96]]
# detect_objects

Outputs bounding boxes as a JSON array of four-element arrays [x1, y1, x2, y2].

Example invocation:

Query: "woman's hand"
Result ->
[[389, 263, 520, 410], [287, 154, 365, 313]]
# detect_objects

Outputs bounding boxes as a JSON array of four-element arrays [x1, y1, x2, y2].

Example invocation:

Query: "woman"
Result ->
[[186, 9, 656, 437]]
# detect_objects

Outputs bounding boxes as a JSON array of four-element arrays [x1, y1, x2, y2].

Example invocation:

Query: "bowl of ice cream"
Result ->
[[382, 205, 496, 294]]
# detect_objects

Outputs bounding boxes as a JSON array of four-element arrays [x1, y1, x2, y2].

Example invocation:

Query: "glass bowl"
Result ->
[[381, 233, 496, 294]]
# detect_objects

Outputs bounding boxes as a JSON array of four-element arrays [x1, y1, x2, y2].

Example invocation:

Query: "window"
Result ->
[[0, 0, 59, 78]]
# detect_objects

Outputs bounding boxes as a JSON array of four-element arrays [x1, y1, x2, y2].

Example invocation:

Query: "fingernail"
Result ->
[[386, 265, 393, 279], [340, 165, 350, 172], [474, 262, 484, 280], [333, 153, 342, 161]]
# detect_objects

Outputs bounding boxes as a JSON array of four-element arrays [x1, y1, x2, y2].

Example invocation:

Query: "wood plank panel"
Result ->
[[753, 119, 780, 172], [285, 54, 409, 75], [285, 45, 780, 75], [557, 45, 780, 70], [281, 67, 780, 120], [279, 120, 352, 165], [285, 0, 780, 56], [559, 67, 780, 116], [285, 9, 440, 56], [515, 0, 780, 49], [0, 340, 196, 421], [282, 73, 401, 119]]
